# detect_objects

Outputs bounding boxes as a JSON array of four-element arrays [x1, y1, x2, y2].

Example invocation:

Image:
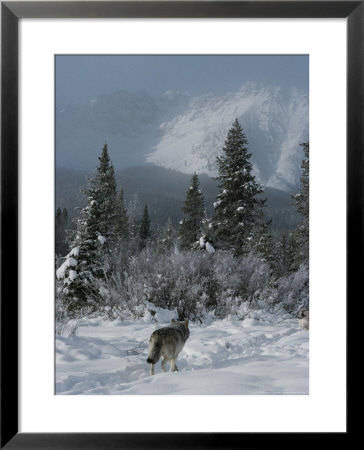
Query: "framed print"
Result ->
[[54, 53, 310, 395], [1, 1, 359, 448]]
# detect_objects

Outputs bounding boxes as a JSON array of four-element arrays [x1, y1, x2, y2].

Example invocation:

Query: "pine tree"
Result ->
[[89, 143, 117, 245], [139, 203, 151, 248], [55, 207, 69, 256], [178, 173, 206, 250], [280, 234, 294, 275], [287, 232, 298, 271], [291, 142, 309, 270], [115, 188, 129, 242], [127, 195, 139, 240], [253, 218, 275, 269], [213, 119, 265, 255], [57, 202, 100, 314], [56, 143, 117, 314], [55, 208, 63, 254]]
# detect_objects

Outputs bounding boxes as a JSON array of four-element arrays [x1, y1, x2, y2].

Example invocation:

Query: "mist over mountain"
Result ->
[[56, 89, 190, 170], [56, 82, 308, 193], [148, 83, 308, 191], [56, 165, 299, 234]]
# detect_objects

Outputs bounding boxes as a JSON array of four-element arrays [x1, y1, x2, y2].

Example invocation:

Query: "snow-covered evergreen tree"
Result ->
[[115, 188, 129, 242], [55, 207, 69, 256], [291, 142, 309, 270], [127, 195, 140, 240], [213, 119, 265, 255], [139, 203, 151, 248], [56, 143, 118, 314], [253, 218, 275, 268], [272, 234, 292, 277], [178, 173, 206, 250], [90, 143, 117, 245]]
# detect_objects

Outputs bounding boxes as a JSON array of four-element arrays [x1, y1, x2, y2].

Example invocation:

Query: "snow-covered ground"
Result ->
[[56, 309, 309, 395]]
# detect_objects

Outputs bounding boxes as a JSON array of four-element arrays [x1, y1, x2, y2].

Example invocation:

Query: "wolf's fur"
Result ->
[[147, 319, 190, 376], [297, 308, 309, 330]]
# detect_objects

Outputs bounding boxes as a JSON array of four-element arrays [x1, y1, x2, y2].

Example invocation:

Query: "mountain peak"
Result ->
[[147, 83, 308, 191], [56, 83, 308, 192]]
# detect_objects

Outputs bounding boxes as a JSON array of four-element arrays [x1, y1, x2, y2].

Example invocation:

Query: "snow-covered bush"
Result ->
[[91, 272, 146, 320], [213, 294, 241, 318], [276, 263, 309, 313], [139, 250, 217, 321], [56, 239, 308, 323], [131, 249, 273, 320], [55, 279, 83, 335], [85, 248, 218, 321], [84, 246, 159, 320], [214, 250, 270, 302]]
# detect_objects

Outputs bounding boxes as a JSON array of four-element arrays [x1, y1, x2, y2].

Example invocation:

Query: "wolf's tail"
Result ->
[[147, 340, 162, 364]]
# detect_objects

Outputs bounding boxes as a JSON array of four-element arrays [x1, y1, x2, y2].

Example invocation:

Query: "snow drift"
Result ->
[[56, 308, 309, 395]]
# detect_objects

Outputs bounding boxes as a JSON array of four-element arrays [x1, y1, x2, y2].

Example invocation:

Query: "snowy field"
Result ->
[[56, 308, 309, 395]]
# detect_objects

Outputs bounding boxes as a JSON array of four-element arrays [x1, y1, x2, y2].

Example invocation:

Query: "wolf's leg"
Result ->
[[150, 363, 155, 376], [161, 357, 168, 372], [170, 359, 178, 372]]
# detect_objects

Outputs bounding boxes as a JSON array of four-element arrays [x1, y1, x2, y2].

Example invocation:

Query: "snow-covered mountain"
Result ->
[[56, 82, 308, 192], [147, 83, 308, 191]]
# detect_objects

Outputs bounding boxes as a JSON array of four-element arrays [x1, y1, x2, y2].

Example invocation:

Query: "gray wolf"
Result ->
[[297, 308, 309, 330], [147, 319, 190, 376]]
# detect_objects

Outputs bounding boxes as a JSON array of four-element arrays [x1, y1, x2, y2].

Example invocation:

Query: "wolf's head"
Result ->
[[171, 319, 190, 341], [171, 318, 188, 326], [297, 308, 309, 319]]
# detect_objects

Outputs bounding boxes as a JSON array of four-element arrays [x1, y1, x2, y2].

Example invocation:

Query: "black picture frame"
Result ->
[[1, 1, 358, 448]]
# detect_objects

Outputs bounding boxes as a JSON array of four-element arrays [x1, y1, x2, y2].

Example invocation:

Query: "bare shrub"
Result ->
[[143, 251, 217, 321], [276, 263, 309, 313], [214, 251, 270, 302], [55, 242, 308, 323]]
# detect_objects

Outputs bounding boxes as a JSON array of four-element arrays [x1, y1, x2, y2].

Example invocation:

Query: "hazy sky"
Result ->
[[56, 55, 308, 107]]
